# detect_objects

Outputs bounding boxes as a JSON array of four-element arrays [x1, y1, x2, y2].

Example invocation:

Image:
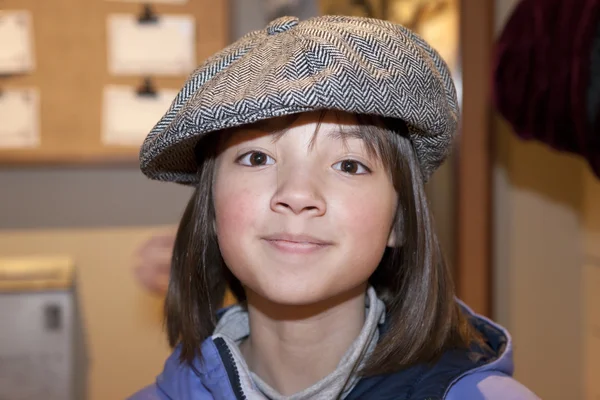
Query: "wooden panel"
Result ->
[[456, 0, 493, 316], [0, 0, 228, 165]]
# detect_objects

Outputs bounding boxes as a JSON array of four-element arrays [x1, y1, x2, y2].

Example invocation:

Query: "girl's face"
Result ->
[[213, 111, 397, 305]]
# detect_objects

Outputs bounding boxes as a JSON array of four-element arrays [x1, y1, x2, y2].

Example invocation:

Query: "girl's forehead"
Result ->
[[223, 111, 364, 145]]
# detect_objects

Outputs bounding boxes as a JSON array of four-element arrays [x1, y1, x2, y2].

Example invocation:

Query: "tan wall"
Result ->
[[493, 117, 586, 399], [0, 227, 173, 400]]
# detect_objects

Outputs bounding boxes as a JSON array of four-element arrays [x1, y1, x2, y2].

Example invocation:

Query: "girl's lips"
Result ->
[[262, 233, 333, 245], [262, 233, 333, 254], [264, 239, 331, 254]]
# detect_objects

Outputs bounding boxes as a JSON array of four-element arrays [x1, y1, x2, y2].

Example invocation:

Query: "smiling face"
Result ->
[[212, 111, 398, 305]]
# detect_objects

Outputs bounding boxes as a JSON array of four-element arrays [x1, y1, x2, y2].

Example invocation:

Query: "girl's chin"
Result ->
[[251, 282, 326, 306], [244, 280, 365, 310]]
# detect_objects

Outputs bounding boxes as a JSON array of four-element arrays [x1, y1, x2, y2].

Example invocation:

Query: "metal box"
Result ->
[[0, 256, 88, 400]]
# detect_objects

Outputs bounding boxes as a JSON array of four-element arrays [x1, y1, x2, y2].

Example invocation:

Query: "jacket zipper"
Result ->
[[213, 337, 248, 400]]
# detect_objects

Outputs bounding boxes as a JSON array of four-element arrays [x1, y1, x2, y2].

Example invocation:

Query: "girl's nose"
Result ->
[[270, 169, 326, 217]]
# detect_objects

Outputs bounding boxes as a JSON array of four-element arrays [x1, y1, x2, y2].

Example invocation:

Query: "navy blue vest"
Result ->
[[346, 312, 507, 400]]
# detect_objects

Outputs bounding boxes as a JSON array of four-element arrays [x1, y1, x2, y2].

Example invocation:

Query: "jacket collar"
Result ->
[[155, 300, 513, 400]]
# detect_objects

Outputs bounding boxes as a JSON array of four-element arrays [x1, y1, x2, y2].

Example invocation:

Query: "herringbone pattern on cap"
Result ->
[[140, 15, 458, 184]]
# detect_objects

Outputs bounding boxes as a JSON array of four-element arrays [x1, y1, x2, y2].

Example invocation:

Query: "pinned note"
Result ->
[[102, 84, 177, 146], [0, 10, 35, 74], [0, 88, 40, 148], [107, 13, 196, 76]]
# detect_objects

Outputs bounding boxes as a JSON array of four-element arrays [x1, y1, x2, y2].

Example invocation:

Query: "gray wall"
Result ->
[[0, 167, 192, 229]]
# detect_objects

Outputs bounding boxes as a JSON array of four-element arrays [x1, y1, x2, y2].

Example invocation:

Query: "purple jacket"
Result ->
[[129, 301, 539, 399]]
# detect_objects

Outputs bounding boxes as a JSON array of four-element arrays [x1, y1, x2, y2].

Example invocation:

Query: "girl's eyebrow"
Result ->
[[326, 126, 363, 140], [247, 115, 368, 150], [303, 126, 368, 156]]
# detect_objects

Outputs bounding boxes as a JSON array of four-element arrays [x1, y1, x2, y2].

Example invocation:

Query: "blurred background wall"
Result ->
[[493, 1, 599, 399]]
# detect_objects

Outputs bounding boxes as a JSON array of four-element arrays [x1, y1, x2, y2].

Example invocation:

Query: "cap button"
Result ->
[[266, 16, 299, 35]]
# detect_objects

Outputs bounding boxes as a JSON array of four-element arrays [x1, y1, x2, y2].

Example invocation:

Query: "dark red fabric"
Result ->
[[492, 0, 600, 177]]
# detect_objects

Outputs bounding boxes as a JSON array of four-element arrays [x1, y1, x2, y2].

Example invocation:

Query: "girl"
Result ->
[[131, 15, 538, 399]]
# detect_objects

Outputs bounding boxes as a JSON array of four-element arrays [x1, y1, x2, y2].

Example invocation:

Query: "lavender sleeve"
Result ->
[[445, 371, 541, 400], [127, 384, 165, 400]]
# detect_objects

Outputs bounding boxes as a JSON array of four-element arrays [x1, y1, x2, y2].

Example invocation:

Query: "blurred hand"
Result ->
[[134, 232, 176, 295]]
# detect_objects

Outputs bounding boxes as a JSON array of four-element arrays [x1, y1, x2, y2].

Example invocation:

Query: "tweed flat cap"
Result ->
[[140, 15, 459, 184]]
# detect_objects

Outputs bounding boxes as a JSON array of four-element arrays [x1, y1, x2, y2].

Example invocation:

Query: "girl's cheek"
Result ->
[[337, 189, 396, 238], [214, 185, 259, 234], [347, 202, 383, 233]]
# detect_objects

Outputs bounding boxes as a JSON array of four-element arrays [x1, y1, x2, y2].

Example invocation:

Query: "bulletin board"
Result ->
[[0, 0, 228, 165]]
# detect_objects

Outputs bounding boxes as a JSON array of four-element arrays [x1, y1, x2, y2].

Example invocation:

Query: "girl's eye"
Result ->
[[332, 160, 371, 175], [237, 151, 275, 166]]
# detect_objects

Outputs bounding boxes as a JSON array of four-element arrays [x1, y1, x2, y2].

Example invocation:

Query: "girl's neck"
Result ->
[[239, 284, 367, 396]]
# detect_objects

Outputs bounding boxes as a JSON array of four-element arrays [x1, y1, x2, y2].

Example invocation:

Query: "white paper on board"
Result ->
[[0, 10, 36, 74], [107, 14, 195, 76], [102, 84, 177, 146], [0, 88, 40, 148]]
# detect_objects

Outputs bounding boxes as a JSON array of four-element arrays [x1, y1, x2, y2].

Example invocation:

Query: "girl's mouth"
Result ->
[[262, 233, 333, 254]]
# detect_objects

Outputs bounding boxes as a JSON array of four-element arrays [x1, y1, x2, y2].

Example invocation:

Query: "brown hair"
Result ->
[[165, 112, 478, 376]]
